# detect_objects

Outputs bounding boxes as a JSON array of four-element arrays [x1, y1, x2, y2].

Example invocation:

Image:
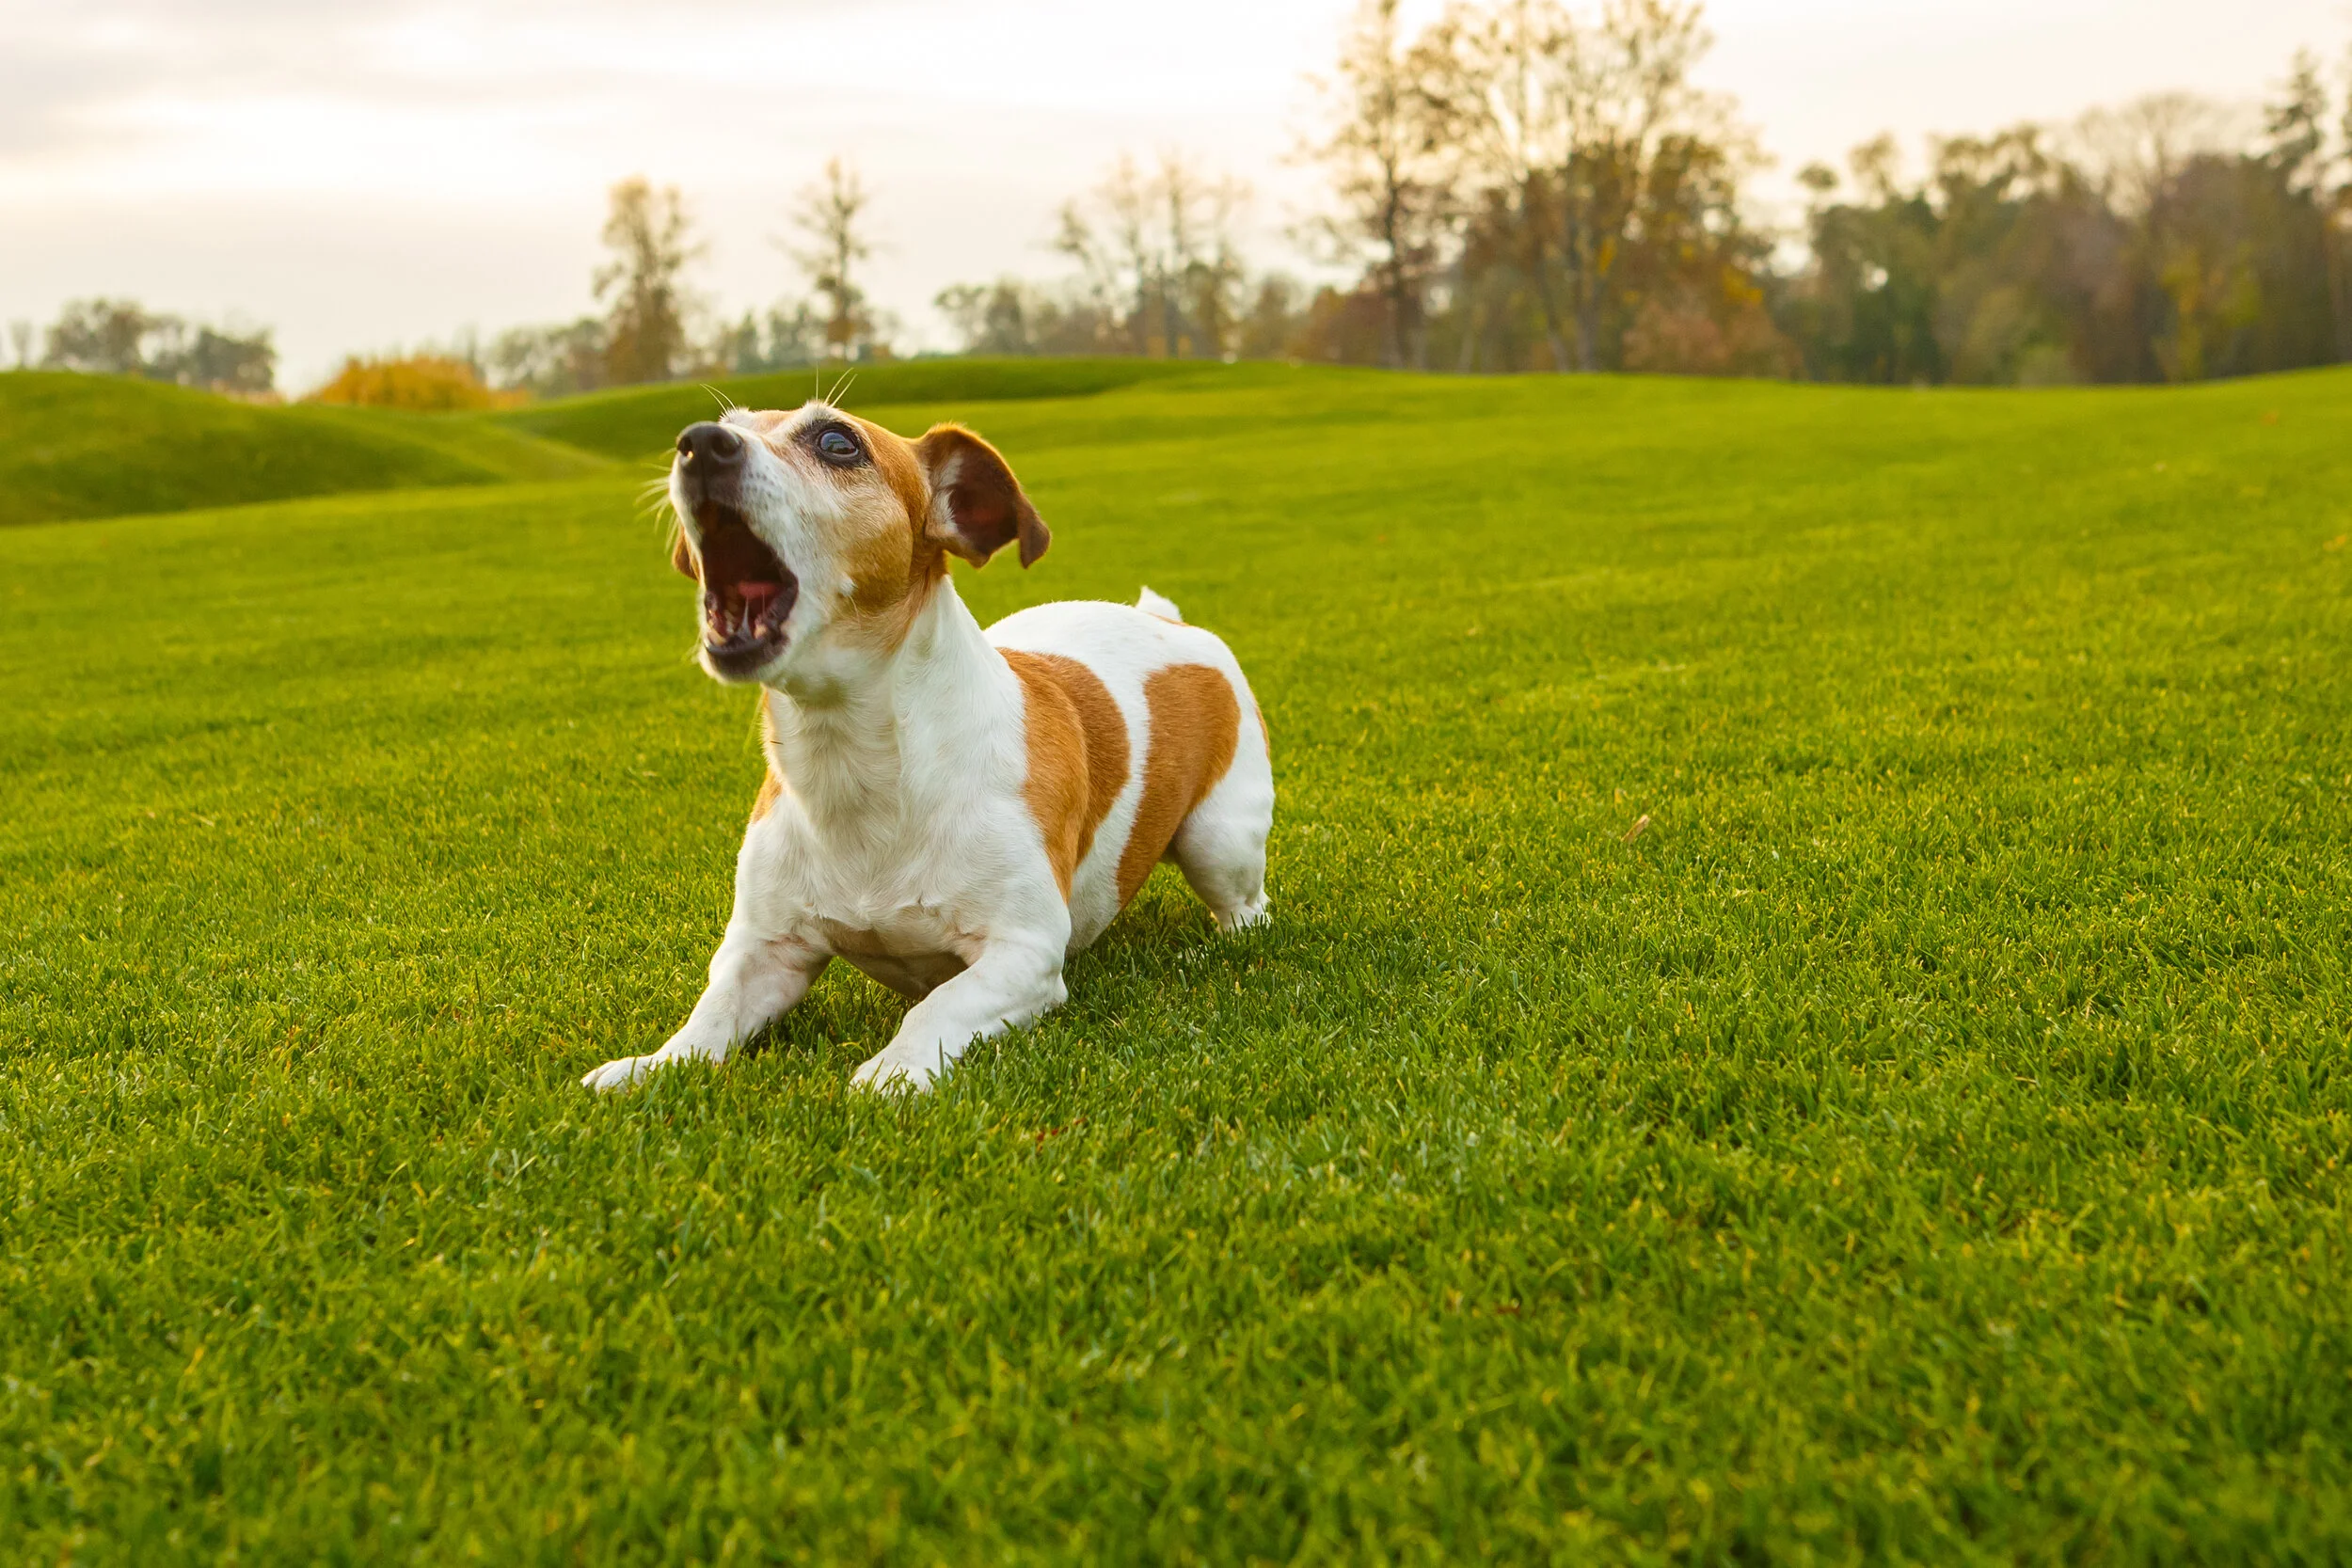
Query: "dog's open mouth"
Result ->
[[693, 506, 799, 677]]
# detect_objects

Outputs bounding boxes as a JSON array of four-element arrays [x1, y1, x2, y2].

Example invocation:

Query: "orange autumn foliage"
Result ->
[[308, 355, 524, 411]]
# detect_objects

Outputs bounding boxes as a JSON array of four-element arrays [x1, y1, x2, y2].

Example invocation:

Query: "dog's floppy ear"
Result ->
[[914, 423, 1049, 568]]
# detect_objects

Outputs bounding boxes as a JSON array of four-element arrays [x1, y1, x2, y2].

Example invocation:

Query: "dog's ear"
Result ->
[[914, 424, 1049, 568], [671, 527, 698, 580]]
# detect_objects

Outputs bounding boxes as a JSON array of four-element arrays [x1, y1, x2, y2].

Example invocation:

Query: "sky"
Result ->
[[3, 0, 2346, 389]]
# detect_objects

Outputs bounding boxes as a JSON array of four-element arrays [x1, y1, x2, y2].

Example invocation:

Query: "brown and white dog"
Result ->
[[581, 404, 1274, 1094]]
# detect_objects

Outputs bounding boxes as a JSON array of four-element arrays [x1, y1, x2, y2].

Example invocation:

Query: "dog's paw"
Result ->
[[849, 1049, 939, 1095], [581, 1053, 658, 1093], [1216, 895, 1271, 933]]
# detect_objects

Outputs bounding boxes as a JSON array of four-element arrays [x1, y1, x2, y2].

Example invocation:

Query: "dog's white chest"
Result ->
[[816, 914, 973, 1001]]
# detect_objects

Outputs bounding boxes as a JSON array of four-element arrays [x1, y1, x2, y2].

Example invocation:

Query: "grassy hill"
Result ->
[[0, 371, 612, 526], [487, 355, 1248, 461], [4, 364, 2350, 1560]]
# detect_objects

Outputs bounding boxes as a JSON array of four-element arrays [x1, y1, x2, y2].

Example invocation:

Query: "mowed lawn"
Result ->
[[3, 365, 2349, 1562]]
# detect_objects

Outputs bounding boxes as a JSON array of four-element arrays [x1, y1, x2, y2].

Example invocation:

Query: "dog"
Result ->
[[581, 404, 1273, 1094]]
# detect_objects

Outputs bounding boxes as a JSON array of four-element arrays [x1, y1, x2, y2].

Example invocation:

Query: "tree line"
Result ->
[[14, 300, 277, 397], [942, 1, 2352, 386], [11, 0, 2348, 399]]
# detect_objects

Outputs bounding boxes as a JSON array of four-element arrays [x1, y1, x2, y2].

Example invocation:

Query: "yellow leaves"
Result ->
[[308, 355, 523, 412]]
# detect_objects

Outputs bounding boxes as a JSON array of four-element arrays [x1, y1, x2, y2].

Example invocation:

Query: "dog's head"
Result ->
[[666, 403, 1047, 687]]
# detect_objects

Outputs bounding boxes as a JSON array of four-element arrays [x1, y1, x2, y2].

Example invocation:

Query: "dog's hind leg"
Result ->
[[582, 930, 829, 1092], [1168, 719, 1274, 932]]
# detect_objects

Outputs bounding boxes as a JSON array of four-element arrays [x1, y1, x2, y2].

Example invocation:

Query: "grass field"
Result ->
[[3, 362, 2350, 1561]]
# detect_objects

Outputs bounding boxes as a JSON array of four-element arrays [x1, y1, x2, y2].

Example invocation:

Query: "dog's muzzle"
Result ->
[[675, 422, 800, 679]]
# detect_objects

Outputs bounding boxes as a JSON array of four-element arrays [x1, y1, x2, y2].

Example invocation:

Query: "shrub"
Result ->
[[309, 355, 521, 411]]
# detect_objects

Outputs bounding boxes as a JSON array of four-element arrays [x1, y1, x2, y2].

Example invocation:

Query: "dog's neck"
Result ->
[[756, 577, 1009, 835]]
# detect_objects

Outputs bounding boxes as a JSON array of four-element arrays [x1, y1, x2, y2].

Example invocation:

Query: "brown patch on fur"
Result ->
[[1003, 650, 1130, 897], [807, 413, 952, 654], [751, 770, 782, 822], [671, 525, 698, 580], [750, 692, 784, 822], [1118, 664, 1240, 905], [849, 414, 943, 606]]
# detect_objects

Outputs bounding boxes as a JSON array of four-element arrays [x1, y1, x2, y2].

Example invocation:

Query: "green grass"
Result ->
[[488, 356, 1255, 463], [0, 371, 612, 526], [4, 364, 2350, 1561]]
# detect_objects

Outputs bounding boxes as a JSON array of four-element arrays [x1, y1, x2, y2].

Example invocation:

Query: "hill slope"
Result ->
[[488, 356, 1255, 461], [0, 371, 612, 526], [3, 366, 2351, 1558]]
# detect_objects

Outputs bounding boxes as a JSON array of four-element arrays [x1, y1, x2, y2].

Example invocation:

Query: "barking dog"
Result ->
[[581, 404, 1273, 1094]]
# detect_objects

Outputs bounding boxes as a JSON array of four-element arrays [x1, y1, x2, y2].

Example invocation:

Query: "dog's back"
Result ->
[[990, 590, 1273, 952]]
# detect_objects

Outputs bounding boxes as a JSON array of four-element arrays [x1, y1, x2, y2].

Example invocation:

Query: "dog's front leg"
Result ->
[[581, 928, 829, 1092], [849, 938, 1068, 1094]]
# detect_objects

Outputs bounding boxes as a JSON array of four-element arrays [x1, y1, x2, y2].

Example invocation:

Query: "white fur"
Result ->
[[581, 407, 1272, 1096]]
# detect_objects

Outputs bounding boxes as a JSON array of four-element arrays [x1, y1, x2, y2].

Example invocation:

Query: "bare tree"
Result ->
[[1556, 0, 1740, 369], [596, 178, 701, 385], [1300, 0, 1448, 368], [790, 158, 879, 360], [1419, 0, 1750, 372], [1057, 155, 1160, 354], [1057, 153, 1251, 357], [1421, 0, 1579, 368], [2070, 93, 2239, 216]]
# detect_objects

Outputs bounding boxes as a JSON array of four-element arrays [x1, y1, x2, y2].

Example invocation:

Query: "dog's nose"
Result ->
[[677, 421, 745, 467]]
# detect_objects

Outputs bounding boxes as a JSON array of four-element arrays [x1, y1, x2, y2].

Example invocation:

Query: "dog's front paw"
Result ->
[[849, 1049, 939, 1095], [581, 1053, 658, 1093]]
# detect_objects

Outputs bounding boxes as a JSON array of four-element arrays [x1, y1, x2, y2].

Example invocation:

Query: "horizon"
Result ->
[[6, 0, 2347, 390]]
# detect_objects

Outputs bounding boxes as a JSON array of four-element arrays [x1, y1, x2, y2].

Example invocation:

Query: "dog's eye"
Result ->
[[816, 427, 862, 465]]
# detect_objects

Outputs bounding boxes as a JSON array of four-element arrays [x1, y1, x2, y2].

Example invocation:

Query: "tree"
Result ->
[[596, 178, 700, 385], [2335, 48, 2352, 359], [1300, 0, 1448, 368], [40, 299, 276, 393], [790, 158, 879, 360], [1055, 153, 1252, 358], [1420, 0, 1576, 367], [1554, 0, 1749, 372], [2265, 51, 2329, 193], [2071, 92, 2237, 216], [8, 321, 31, 370], [175, 326, 278, 397], [488, 319, 610, 400], [707, 303, 827, 374], [1408, 0, 1771, 372], [43, 299, 157, 375], [1056, 156, 1159, 354], [936, 280, 1039, 356], [1772, 55, 2347, 390]]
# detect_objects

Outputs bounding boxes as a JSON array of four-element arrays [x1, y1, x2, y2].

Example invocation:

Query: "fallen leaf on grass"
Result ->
[[1622, 814, 1651, 843]]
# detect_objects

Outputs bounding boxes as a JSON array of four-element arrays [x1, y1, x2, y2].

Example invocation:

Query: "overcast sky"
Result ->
[[4, 0, 2346, 388]]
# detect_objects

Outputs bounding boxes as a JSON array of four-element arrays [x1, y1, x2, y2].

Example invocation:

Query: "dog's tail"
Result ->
[[1136, 586, 1183, 623]]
